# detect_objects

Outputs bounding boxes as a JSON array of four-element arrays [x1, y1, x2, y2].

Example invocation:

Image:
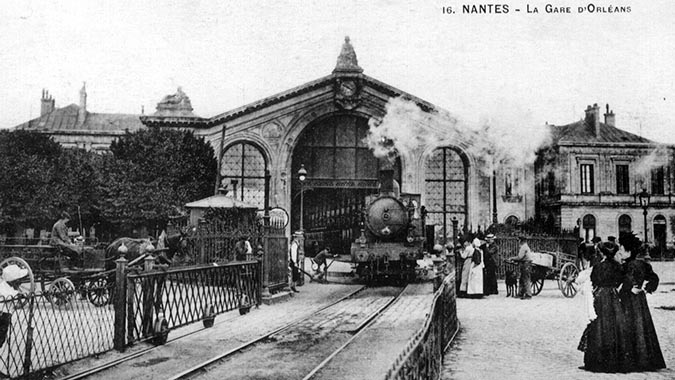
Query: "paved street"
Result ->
[[442, 267, 675, 380]]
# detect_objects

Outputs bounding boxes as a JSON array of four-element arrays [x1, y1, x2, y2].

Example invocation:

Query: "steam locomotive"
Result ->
[[350, 169, 427, 282]]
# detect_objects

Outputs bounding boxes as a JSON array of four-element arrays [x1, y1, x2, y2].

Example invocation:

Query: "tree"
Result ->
[[52, 148, 105, 233], [0, 130, 62, 234], [102, 128, 217, 235]]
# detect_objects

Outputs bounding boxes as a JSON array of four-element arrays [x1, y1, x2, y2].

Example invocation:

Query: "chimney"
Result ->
[[77, 82, 87, 127], [40, 89, 55, 116], [584, 103, 601, 136], [604, 104, 615, 127], [378, 159, 396, 194]]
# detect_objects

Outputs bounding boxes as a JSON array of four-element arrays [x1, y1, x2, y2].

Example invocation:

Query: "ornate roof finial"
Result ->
[[333, 36, 363, 74], [153, 86, 197, 117]]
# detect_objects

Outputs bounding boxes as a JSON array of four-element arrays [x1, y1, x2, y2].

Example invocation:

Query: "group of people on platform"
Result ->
[[576, 232, 666, 373], [454, 233, 499, 298], [451, 230, 666, 373]]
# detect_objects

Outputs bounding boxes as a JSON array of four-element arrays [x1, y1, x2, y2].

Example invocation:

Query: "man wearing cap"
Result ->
[[483, 234, 499, 295], [510, 236, 533, 299], [50, 212, 81, 269]]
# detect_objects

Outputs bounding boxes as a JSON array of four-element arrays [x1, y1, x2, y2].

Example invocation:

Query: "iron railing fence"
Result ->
[[125, 261, 261, 344], [0, 285, 115, 379], [385, 272, 458, 380], [180, 219, 265, 266]]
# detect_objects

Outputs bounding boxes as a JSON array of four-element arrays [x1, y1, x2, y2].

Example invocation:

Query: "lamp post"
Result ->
[[297, 164, 307, 285], [638, 188, 650, 243]]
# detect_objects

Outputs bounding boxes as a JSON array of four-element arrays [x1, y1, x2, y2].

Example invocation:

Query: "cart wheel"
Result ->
[[531, 277, 544, 296], [152, 317, 170, 345], [559, 262, 579, 298], [0, 257, 35, 308], [203, 304, 215, 328], [86, 277, 111, 307], [49, 277, 75, 307]]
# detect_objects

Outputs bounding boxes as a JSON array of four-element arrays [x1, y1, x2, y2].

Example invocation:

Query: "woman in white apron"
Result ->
[[467, 238, 484, 297]]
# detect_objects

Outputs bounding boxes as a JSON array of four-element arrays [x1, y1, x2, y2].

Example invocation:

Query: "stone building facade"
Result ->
[[14, 83, 145, 151], [19, 38, 673, 255], [139, 37, 532, 254], [536, 104, 675, 254]]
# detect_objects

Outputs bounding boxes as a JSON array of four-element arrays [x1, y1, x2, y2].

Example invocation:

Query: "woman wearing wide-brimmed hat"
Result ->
[[0, 264, 29, 378], [583, 242, 630, 373], [617, 232, 666, 372]]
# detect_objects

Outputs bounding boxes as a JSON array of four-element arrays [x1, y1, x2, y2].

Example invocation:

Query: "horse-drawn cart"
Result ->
[[505, 250, 579, 297], [0, 244, 114, 307]]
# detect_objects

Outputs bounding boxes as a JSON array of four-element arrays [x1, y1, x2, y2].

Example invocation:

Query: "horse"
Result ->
[[104, 230, 188, 271]]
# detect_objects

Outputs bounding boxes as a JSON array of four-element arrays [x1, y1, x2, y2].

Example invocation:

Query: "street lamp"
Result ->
[[638, 188, 650, 243], [298, 164, 307, 231]]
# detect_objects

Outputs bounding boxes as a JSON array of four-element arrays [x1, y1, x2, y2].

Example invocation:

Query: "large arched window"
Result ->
[[290, 114, 401, 254], [220, 142, 267, 209], [618, 214, 632, 234], [425, 147, 467, 242], [505, 215, 520, 226], [582, 214, 596, 242]]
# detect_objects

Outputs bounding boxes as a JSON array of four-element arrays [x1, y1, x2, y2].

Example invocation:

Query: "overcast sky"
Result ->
[[2, 0, 674, 143]]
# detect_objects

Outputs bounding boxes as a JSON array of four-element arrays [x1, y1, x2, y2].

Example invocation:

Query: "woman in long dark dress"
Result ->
[[482, 234, 499, 295], [618, 232, 666, 371], [583, 242, 630, 373]]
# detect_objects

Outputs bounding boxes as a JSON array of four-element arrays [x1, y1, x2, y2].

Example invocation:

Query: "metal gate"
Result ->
[[264, 226, 288, 291]]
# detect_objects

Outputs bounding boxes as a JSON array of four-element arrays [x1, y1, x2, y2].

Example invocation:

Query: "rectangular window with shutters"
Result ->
[[616, 165, 629, 194], [580, 164, 594, 194], [652, 167, 665, 195]]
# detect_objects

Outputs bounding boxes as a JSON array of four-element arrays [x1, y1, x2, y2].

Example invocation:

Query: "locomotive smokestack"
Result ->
[[379, 169, 394, 194], [378, 159, 396, 194]]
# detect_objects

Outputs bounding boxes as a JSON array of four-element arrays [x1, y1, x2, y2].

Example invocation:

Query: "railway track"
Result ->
[[60, 285, 372, 380], [168, 286, 406, 380]]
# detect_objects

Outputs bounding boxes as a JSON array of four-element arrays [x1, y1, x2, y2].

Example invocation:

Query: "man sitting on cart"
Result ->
[[49, 212, 82, 269]]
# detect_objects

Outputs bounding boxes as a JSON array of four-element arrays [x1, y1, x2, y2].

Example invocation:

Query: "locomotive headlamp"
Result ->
[[298, 164, 308, 232]]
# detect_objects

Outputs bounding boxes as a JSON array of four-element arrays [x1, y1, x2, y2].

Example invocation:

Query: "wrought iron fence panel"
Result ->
[[180, 219, 265, 266], [386, 272, 458, 380], [126, 261, 260, 343], [0, 286, 115, 379]]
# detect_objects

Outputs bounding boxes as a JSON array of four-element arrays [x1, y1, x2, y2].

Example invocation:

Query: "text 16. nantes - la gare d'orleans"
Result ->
[[442, 4, 631, 14]]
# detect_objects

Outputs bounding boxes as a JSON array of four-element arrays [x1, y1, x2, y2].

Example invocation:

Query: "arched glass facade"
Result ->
[[425, 147, 467, 241], [220, 142, 267, 209]]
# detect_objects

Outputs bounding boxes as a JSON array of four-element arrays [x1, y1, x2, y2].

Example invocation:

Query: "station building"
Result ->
[[14, 84, 144, 152], [137, 37, 530, 254], [536, 104, 675, 255], [13, 37, 673, 255]]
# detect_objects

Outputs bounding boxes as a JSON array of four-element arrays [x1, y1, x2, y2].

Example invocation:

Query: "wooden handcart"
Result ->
[[505, 250, 579, 297]]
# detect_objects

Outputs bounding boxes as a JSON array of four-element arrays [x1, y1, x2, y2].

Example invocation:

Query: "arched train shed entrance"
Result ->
[[291, 114, 401, 256]]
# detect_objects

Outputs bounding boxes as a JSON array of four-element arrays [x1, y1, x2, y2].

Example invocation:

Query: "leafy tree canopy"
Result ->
[[0, 130, 63, 232], [104, 127, 217, 234]]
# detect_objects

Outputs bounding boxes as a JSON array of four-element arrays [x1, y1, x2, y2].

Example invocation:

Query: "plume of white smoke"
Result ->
[[633, 145, 670, 179], [367, 97, 551, 175]]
